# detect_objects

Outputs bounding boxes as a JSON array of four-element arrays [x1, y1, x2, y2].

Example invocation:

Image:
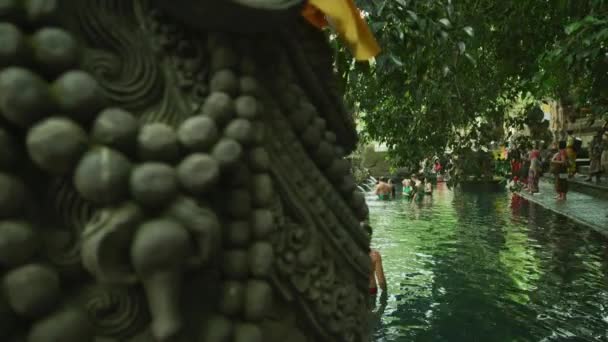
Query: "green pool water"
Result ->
[[368, 183, 608, 341]]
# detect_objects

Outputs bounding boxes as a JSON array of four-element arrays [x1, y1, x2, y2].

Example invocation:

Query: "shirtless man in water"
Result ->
[[374, 177, 392, 200], [369, 249, 387, 295]]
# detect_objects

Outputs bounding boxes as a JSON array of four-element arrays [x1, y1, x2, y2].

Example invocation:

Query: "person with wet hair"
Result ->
[[402, 178, 414, 199], [374, 177, 392, 200], [369, 249, 387, 295]]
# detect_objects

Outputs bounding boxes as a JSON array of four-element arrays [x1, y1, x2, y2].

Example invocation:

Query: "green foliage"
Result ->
[[341, 0, 608, 166], [537, 3, 608, 118]]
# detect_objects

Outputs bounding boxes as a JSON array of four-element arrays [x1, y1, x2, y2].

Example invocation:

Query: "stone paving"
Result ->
[[517, 179, 608, 236], [565, 173, 608, 190]]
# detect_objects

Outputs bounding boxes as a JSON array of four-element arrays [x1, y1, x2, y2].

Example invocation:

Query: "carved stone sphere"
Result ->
[[130, 162, 178, 208], [0, 67, 52, 127], [239, 76, 260, 96], [131, 219, 191, 274], [224, 118, 253, 144], [26, 117, 88, 174], [74, 147, 132, 205], [235, 95, 258, 119], [24, 0, 60, 26], [177, 115, 219, 152], [211, 69, 238, 96], [138, 123, 180, 163], [177, 153, 220, 195], [203, 92, 235, 125], [0, 23, 28, 67], [52, 70, 105, 122], [31, 27, 79, 75], [0, 220, 38, 267], [212, 138, 242, 168], [3, 263, 60, 318], [91, 107, 139, 153]]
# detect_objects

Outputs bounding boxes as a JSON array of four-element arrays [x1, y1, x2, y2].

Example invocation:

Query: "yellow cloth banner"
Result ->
[[303, 0, 381, 60]]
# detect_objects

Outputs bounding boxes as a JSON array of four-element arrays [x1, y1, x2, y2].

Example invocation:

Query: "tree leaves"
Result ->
[[463, 26, 474, 37], [439, 18, 452, 28], [342, 0, 608, 166], [458, 41, 466, 54]]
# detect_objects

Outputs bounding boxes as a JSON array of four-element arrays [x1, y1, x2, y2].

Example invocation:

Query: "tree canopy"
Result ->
[[338, 0, 607, 165]]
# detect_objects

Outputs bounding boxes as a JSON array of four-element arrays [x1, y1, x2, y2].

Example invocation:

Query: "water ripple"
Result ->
[[369, 184, 608, 341]]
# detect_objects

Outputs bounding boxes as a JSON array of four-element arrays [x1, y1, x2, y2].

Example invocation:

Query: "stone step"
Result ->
[[541, 175, 608, 200]]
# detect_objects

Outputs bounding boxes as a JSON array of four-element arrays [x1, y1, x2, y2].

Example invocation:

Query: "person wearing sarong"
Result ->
[[552, 141, 569, 200], [509, 147, 521, 181], [519, 148, 530, 187], [602, 134, 608, 182], [566, 130, 577, 177], [412, 176, 425, 202], [586, 130, 604, 183], [528, 143, 542, 193]]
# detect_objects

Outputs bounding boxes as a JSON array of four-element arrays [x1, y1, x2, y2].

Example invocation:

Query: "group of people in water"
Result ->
[[368, 174, 437, 300], [374, 175, 434, 201]]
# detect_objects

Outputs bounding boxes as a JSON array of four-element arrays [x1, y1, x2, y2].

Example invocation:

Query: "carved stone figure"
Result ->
[[0, 1, 371, 341]]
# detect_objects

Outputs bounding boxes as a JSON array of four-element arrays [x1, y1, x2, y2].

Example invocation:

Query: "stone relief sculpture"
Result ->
[[0, 0, 372, 341]]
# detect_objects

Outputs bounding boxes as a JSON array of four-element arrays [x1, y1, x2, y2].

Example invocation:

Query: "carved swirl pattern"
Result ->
[[81, 284, 149, 339], [77, 0, 164, 112]]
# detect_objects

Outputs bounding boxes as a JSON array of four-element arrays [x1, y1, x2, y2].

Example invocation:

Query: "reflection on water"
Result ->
[[368, 183, 608, 342]]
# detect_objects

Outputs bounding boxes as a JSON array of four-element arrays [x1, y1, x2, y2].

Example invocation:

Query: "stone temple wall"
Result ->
[[0, 1, 372, 341]]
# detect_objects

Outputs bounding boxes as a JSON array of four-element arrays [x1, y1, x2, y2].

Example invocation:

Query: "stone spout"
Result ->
[[130, 219, 192, 341]]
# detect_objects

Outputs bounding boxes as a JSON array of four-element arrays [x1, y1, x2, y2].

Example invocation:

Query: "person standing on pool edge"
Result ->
[[369, 249, 387, 295], [552, 141, 569, 201], [566, 130, 578, 178]]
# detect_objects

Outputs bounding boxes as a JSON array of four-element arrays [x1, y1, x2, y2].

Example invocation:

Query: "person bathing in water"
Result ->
[[424, 177, 433, 195], [369, 249, 387, 295], [402, 178, 414, 199], [375, 177, 392, 200]]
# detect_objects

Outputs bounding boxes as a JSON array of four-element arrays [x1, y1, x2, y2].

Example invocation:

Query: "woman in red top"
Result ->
[[434, 159, 442, 174], [510, 148, 522, 182]]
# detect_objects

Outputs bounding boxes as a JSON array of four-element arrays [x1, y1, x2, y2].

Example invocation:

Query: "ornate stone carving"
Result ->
[[0, 0, 371, 341]]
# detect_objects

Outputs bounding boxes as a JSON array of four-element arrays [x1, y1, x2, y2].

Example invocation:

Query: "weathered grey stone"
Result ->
[[0, 2, 372, 341]]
